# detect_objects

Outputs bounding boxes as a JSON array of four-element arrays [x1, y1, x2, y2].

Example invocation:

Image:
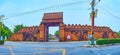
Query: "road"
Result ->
[[0, 41, 120, 55]]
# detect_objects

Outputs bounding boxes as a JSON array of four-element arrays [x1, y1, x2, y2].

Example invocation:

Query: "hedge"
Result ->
[[0, 40, 4, 45], [96, 38, 120, 45]]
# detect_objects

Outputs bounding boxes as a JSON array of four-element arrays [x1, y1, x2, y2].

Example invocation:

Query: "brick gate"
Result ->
[[39, 12, 65, 42]]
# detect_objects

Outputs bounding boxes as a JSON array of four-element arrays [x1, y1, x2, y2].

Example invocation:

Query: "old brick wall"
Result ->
[[64, 24, 119, 41], [10, 26, 40, 41], [10, 33, 23, 41], [10, 24, 119, 41]]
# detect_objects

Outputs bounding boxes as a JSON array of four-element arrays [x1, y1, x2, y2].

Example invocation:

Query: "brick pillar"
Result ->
[[44, 25, 49, 42], [39, 24, 45, 41], [60, 23, 65, 41]]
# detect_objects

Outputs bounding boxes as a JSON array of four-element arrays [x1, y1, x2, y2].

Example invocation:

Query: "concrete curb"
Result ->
[[83, 43, 120, 48]]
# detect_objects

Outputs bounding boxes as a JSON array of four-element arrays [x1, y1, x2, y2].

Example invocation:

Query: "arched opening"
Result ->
[[48, 26, 59, 42]]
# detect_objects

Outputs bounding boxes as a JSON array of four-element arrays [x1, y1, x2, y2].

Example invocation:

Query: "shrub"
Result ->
[[0, 40, 4, 45], [96, 38, 120, 45], [117, 31, 120, 37]]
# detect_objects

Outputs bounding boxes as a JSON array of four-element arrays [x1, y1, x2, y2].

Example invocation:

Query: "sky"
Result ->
[[0, 0, 120, 35]]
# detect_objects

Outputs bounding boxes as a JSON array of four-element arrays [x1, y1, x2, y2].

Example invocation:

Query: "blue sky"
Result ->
[[0, 0, 120, 35]]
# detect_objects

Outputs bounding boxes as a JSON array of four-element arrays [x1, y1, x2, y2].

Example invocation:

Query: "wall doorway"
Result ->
[[48, 26, 59, 42]]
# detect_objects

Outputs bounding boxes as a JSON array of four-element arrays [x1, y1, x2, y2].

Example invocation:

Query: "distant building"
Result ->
[[51, 35, 57, 39]]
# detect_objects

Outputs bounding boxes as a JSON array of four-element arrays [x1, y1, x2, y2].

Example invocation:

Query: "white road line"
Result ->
[[57, 49, 66, 55], [33, 50, 60, 54], [8, 46, 15, 55], [33, 48, 66, 55], [6, 44, 66, 55], [62, 49, 66, 55]]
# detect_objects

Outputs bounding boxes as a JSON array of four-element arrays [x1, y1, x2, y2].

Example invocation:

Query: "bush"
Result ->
[[96, 38, 120, 45], [117, 31, 120, 36], [0, 40, 4, 45]]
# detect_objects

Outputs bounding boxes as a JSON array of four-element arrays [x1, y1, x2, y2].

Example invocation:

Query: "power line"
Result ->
[[98, 6, 120, 20], [88, 0, 100, 10], [0, 8, 9, 15], [3, 1, 90, 20]]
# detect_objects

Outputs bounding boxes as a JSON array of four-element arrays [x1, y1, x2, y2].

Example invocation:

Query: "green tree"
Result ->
[[48, 34, 52, 38], [13, 24, 26, 33], [1, 24, 12, 40], [117, 31, 120, 37], [55, 30, 59, 37]]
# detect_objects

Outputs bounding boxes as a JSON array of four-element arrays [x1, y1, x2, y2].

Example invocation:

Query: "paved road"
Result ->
[[0, 41, 120, 55]]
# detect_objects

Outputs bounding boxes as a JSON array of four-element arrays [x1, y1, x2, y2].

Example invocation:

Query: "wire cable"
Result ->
[[98, 6, 120, 20], [3, 1, 90, 20]]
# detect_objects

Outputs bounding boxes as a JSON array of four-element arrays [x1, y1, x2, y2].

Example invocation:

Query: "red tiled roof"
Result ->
[[43, 12, 63, 19]]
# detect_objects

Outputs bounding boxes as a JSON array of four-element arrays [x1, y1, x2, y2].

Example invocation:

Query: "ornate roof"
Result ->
[[43, 12, 63, 19], [42, 12, 63, 23]]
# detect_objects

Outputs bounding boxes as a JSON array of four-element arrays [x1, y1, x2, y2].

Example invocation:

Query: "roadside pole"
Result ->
[[90, 0, 100, 45]]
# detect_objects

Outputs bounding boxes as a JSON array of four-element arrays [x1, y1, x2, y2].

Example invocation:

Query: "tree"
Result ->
[[117, 31, 120, 37], [48, 34, 52, 38], [13, 24, 26, 33], [1, 24, 12, 40], [55, 30, 59, 37]]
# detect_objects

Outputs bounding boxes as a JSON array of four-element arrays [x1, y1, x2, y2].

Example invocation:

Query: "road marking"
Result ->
[[33, 49, 60, 54], [8, 46, 14, 55], [62, 49, 66, 55], [33, 48, 66, 55]]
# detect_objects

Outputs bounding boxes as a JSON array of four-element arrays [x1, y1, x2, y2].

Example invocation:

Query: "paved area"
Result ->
[[0, 41, 120, 55]]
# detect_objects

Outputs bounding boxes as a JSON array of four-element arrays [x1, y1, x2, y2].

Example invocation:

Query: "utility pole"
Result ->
[[91, 0, 95, 45], [89, 0, 100, 45]]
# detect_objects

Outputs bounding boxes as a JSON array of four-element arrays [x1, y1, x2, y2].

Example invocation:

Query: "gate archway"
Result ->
[[39, 12, 65, 42]]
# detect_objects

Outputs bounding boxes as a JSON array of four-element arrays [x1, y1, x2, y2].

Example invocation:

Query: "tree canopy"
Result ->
[[1, 24, 12, 40], [55, 30, 59, 37], [117, 31, 120, 37], [48, 34, 52, 38], [13, 24, 26, 33]]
